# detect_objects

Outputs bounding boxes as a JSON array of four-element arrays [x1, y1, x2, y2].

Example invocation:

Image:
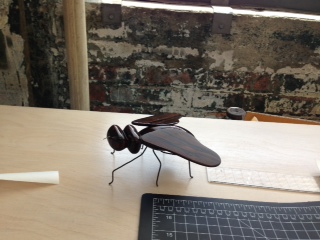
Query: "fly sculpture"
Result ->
[[106, 113, 221, 186]]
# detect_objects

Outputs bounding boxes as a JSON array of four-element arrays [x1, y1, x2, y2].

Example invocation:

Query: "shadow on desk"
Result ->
[[0, 181, 55, 196]]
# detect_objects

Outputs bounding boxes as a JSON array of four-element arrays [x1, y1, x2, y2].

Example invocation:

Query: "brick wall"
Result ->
[[1, 1, 319, 120], [87, 4, 320, 119]]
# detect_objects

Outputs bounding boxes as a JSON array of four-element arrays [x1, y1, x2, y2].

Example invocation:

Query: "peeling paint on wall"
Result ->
[[0, 0, 28, 106], [276, 64, 320, 82], [89, 22, 132, 38], [206, 50, 234, 71], [0, 1, 319, 121]]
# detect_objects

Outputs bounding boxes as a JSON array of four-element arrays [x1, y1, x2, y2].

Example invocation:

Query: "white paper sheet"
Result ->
[[207, 167, 320, 193]]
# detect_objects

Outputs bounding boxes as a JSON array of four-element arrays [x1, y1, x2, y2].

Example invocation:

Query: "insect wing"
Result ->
[[132, 113, 182, 126], [139, 126, 221, 167]]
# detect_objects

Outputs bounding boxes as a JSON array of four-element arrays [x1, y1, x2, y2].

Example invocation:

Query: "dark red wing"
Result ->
[[139, 126, 221, 167], [132, 113, 182, 126]]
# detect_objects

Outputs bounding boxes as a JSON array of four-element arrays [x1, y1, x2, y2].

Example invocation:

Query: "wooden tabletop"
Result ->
[[0, 105, 319, 240]]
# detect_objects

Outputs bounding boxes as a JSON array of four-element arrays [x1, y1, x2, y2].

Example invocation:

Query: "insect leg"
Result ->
[[109, 147, 148, 185], [111, 149, 115, 154], [188, 161, 193, 178], [152, 150, 162, 187]]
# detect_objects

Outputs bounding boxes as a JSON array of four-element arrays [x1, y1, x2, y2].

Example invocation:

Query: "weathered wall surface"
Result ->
[[1, 0, 68, 108], [20, 0, 67, 108], [0, 0, 28, 106], [87, 4, 320, 119], [1, 1, 319, 120]]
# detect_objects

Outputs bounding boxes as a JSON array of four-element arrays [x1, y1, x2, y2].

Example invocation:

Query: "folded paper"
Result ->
[[0, 171, 59, 184]]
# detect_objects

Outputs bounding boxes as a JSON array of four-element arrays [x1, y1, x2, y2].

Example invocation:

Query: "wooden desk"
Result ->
[[0, 105, 319, 239]]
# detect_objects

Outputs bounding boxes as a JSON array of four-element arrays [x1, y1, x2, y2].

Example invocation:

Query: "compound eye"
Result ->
[[107, 125, 127, 151], [124, 125, 141, 154]]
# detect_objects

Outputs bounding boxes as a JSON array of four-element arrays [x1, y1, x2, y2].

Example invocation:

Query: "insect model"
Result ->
[[106, 113, 221, 186]]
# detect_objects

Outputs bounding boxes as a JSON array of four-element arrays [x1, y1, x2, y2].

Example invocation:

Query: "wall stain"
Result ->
[[283, 75, 304, 92], [273, 31, 320, 51], [0, 30, 8, 69], [8, 0, 20, 35]]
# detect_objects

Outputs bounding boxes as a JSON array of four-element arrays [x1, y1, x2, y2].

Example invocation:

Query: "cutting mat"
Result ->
[[138, 193, 320, 240]]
